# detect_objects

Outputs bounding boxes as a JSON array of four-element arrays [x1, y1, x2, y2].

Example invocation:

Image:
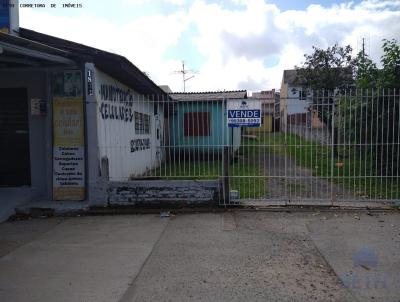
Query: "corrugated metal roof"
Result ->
[[17, 28, 168, 97], [169, 90, 247, 101], [251, 90, 278, 104]]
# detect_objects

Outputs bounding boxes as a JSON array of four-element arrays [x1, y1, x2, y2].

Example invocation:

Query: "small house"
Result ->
[[168, 91, 247, 156], [246, 89, 280, 134]]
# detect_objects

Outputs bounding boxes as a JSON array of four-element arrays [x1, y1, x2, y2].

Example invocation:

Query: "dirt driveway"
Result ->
[[254, 150, 356, 200]]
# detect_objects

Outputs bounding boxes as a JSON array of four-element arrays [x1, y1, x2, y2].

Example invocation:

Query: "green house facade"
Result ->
[[168, 91, 247, 154]]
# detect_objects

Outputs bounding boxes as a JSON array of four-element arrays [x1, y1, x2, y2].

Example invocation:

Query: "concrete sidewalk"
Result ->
[[308, 211, 400, 302], [0, 211, 399, 302]]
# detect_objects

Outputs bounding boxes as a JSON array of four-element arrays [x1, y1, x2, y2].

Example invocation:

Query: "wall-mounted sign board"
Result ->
[[0, 5, 10, 33], [52, 71, 85, 201], [227, 99, 261, 127]]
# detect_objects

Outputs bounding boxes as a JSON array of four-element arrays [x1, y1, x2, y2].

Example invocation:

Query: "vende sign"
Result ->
[[0, 4, 10, 33], [227, 99, 261, 127]]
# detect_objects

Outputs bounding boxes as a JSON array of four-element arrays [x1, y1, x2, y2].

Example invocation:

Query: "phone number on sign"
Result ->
[[229, 118, 260, 123]]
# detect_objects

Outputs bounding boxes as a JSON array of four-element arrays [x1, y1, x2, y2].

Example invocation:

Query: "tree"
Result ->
[[295, 39, 400, 179], [353, 51, 378, 89], [295, 44, 356, 157], [295, 43, 355, 91], [378, 39, 400, 89]]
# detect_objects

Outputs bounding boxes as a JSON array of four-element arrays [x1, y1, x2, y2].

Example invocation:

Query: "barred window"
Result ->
[[135, 112, 151, 134]]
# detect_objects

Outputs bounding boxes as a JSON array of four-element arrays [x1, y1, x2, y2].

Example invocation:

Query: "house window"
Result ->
[[135, 111, 151, 134], [299, 90, 307, 100], [184, 112, 210, 137]]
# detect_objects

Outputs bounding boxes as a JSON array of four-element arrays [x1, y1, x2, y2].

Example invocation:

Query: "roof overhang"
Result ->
[[0, 32, 76, 68], [17, 28, 169, 97]]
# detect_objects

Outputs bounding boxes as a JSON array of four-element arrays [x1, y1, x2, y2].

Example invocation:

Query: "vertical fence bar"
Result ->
[[390, 89, 395, 199], [380, 89, 385, 199], [330, 94, 335, 206], [385, 89, 390, 199], [284, 98, 288, 205], [370, 88, 374, 199], [363, 89, 367, 200], [397, 89, 400, 200]]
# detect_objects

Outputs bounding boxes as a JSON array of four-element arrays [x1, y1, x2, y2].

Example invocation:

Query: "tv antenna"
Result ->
[[357, 35, 370, 58], [172, 61, 197, 92]]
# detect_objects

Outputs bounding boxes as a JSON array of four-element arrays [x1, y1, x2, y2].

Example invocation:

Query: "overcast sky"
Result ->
[[19, 0, 400, 92]]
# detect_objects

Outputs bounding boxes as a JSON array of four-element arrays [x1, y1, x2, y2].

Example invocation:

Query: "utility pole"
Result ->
[[173, 61, 196, 92], [362, 37, 365, 59]]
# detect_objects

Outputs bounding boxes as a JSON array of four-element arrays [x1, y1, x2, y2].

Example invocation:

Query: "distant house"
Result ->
[[280, 69, 333, 143], [280, 69, 312, 131], [168, 91, 247, 155], [247, 89, 280, 133]]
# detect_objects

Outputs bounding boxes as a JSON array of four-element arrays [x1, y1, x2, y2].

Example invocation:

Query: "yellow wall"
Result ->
[[246, 114, 273, 133]]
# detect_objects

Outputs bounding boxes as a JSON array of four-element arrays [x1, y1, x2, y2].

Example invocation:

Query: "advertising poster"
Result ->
[[52, 71, 85, 201], [0, 5, 10, 33]]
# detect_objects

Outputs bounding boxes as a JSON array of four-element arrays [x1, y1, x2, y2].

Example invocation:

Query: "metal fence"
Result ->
[[98, 89, 400, 206]]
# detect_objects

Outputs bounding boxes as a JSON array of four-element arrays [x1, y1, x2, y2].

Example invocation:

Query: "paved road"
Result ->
[[0, 211, 399, 302]]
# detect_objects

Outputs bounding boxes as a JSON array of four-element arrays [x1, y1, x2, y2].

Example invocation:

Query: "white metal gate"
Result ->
[[100, 89, 399, 207], [221, 89, 400, 206]]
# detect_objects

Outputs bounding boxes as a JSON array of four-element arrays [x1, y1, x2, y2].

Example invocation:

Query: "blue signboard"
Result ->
[[0, 5, 10, 34], [227, 99, 262, 127]]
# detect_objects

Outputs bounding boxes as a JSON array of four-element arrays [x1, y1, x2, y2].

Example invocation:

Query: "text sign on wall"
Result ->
[[0, 5, 10, 33], [52, 71, 85, 201], [227, 99, 261, 127]]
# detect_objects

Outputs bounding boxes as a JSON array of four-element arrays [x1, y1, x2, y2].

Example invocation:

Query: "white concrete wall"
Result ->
[[94, 68, 164, 181], [286, 85, 310, 115]]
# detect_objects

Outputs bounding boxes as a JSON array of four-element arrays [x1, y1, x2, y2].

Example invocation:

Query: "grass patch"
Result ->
[[230, 163, 268, 199], [286, 181, 310, 195], [244, 133, 399, 200], [156, 154, 267, 198], [149, 132, 398, 200]]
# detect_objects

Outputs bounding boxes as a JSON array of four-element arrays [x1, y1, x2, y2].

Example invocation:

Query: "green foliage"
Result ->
[[337, 90, 399, 177], [296, 39, 400, 89], [295, 43, 355, 91], [354, 51, 378, 88], [294, 39, 400, 178], [379, 39, 400, 88]]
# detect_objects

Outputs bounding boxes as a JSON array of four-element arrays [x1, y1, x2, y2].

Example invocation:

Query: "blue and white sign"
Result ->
[[0, 4, 10, 34], [227, 99, 261, 127]]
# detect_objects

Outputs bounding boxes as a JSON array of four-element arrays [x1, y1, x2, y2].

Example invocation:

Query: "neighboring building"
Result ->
[[247, 89, 280, 133], [168, 91, 246, 155], [280, 69, 329, 131], [274, 90, 280, 132], [280, 69, 334, 144], [0, 28, 169, 219], [280, 69, 311, 132]]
